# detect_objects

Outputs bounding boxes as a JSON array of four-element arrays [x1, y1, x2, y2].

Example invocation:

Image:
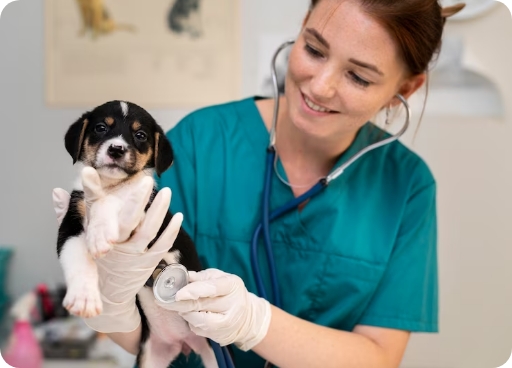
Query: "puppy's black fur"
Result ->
[[57, 191, 85, 258]]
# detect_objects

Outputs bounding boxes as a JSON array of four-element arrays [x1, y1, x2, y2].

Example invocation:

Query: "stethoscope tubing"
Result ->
[[269, 39, 295, 149], [251, 148, 328, 308], [209, 340, 236, 368], [152, 267, 235, 367]]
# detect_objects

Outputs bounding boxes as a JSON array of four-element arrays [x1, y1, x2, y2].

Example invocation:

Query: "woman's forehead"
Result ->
[[306, 0, 404, 75], [307, 0, 388, 44]]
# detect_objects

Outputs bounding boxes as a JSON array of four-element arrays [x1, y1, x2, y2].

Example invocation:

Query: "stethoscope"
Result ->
[[152, 39, 412, 368], [150, 262, 237, 368]]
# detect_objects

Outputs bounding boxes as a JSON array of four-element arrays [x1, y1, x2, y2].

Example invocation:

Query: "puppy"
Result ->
[[56, 100, 218, 368], [76, 0, 136, 39]]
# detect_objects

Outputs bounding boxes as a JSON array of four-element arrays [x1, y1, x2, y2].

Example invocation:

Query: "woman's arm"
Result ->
[[106, 323, 142, 355], [253, 305, 410, 368], [105, 302, 409, 366], [160, 270, 411, 368]]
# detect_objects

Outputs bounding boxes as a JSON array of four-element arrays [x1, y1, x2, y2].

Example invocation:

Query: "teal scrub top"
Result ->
[[156, 96, 438, 368]]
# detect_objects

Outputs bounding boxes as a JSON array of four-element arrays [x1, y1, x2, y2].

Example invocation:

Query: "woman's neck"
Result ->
[[256, 97, 357, 193], [275, 97, 356, 178]]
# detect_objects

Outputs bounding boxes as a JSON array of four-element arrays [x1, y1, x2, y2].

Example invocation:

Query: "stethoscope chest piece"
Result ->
[[153, 263, 189, 303]]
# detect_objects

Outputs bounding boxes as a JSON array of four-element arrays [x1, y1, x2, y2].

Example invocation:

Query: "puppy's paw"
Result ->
[[85, 221, 119, 259], [86, 197, 121, 258], [86, 231, 115, 259], [63, 280, 102, 318]]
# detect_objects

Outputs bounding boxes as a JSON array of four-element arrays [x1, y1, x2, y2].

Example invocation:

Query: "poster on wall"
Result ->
[[45, 0, 241, 108]]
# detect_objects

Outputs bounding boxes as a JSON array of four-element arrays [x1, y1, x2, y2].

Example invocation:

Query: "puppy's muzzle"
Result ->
[[107, 144, 126, 159]]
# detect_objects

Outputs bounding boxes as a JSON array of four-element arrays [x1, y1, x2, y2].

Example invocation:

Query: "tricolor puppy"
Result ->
[[56, 100, 218, 368]]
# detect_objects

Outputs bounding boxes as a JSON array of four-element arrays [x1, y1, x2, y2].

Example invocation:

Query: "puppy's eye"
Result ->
[[135, 131, 147, 142], [95, 123, 108, 134]]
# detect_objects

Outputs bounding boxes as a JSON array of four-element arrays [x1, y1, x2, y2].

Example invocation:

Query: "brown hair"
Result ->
[[309, 0, 464, 75]]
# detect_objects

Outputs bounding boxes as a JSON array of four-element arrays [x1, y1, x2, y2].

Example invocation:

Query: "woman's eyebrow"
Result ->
[[349, 58, 384, 76], [305, 27, 384, 76], [305, 28, 329, 48]]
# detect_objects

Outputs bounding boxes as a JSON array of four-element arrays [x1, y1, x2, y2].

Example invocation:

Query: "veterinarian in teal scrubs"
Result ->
[[51, 1, 465, 367], [157, 95, 438, 368]]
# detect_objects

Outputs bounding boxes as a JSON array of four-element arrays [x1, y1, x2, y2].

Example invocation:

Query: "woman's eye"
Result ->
[[349, 72, 371, 88], [135, 131, 147, 142], [95, 123, 108, 134], [304, 44, 323, 58]]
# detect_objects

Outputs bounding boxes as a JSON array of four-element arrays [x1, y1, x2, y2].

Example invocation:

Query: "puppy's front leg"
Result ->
[[57, 190, 102, 317], [59, 234, 103, 317], [86, 195, 121, 259]]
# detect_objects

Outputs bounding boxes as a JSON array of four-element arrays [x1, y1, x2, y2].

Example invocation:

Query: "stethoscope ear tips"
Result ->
[[153, 264, 189, 303]]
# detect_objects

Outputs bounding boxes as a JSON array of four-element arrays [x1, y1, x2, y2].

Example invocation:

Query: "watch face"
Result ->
[[440, 0, 498, 20]]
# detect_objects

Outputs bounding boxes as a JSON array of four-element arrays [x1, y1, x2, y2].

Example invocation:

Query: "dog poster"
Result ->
[[45, 0, 241, 108]]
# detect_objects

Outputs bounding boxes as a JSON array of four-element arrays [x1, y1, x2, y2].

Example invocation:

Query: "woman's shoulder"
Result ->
[[387, 138, 436, 191], [362, 124, 435, 191]]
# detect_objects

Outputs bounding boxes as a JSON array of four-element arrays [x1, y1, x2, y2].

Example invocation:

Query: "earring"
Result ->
[[385, 106, 391, 125]]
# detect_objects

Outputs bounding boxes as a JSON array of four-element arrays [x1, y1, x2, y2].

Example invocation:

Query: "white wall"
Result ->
[[399, 4, 512, 368], [0, 1, 511, 367]]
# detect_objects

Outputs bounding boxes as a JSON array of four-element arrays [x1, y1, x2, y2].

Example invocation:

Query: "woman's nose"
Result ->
[[309, 66, 338, 100]]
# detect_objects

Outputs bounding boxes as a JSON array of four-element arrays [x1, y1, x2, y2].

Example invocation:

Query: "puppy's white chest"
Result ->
[[83, 173, 155, 258], [105, 174, 153, 200]]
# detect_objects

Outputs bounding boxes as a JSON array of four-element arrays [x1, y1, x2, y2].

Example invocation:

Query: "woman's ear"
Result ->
[[391, 73, 426, 107], [153, 129, 174, 177], [65, 113, 89, 164]]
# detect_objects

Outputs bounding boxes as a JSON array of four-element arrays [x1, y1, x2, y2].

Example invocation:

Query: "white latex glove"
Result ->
[[156, 268, 272, 351], [52, 188, 71, 224], [53, 167, 183, 333]]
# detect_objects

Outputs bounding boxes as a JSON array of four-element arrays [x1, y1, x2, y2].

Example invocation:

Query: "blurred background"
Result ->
[[0, 0, 511, 367]]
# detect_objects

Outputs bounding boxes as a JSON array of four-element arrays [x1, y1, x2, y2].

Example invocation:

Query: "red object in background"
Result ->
[[36, 284, 55, 321]]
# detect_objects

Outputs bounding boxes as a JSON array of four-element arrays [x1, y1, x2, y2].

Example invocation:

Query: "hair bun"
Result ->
[[441, 3, 466, 18]]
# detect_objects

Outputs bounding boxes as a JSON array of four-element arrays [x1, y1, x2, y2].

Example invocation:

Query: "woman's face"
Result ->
[[284, 0, 424, 141]]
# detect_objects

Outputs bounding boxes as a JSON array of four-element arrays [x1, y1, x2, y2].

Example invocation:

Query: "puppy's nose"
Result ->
[[107, 144, 125, 159]]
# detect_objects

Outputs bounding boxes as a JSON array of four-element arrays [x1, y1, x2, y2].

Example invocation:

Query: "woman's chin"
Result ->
[[289, 109, 331, 138]]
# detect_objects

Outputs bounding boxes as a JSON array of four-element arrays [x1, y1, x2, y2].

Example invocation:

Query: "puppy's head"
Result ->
[[65, 101, 173, 181]]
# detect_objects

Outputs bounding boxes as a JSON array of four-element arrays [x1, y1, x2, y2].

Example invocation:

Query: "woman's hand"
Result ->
[[157, 268, 272, 351], [52, 167, 183, 333]]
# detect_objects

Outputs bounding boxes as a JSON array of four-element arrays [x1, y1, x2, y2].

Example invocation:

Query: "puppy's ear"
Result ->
[[65, 114, 89, 164], [153, 128, 174, 177]]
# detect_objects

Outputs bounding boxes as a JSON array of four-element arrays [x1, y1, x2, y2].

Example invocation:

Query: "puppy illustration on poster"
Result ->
[[45, 0, 241, 108], [167, 0, 203, 39]]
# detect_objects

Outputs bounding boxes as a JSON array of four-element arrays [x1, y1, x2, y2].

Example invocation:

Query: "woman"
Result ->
[[53, 0, 464, 367]]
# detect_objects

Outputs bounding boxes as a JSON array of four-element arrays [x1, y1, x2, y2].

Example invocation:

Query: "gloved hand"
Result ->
[[53, 167, 183, 333], [52, 188, 71, 224], [156, 268, 272, 351]]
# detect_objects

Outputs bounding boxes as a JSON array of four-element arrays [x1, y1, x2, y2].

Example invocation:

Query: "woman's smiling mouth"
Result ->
[[301, 93, 338, 115]]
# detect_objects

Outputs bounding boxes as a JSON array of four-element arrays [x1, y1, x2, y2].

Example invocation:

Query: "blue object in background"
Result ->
[[0, 248, 13, 315]]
